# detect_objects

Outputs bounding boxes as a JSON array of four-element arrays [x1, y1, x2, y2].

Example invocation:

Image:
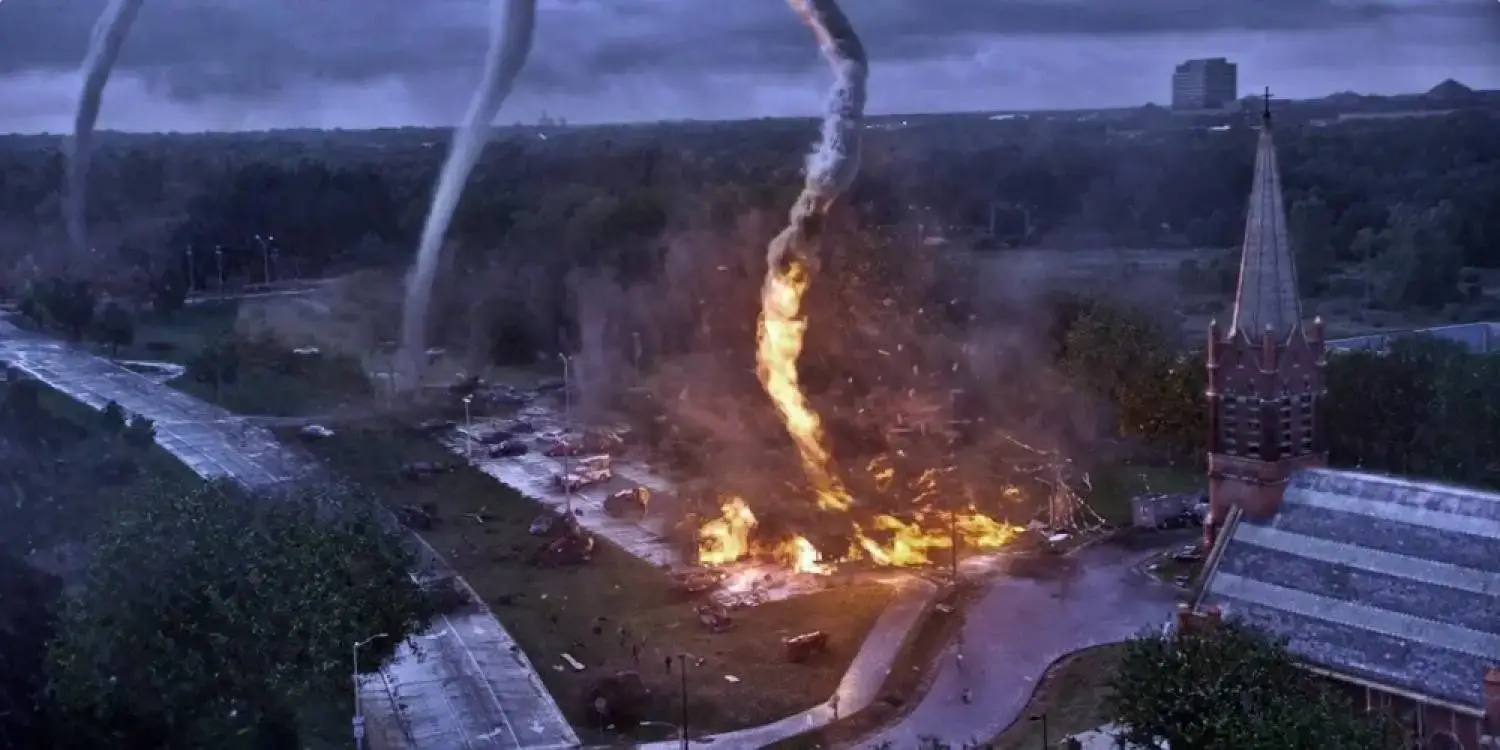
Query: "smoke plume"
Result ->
[[399, 0, 536, 384], [756, 0, 869, 511], [65, 0, 145, 254]]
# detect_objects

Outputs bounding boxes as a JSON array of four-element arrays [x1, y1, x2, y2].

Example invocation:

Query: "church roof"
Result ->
[[1229, 108, 1303, 340], [1197, 468, 1500, 711]]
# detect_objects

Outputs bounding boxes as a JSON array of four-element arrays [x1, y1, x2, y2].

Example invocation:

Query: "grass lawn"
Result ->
[[1086, 462, 1204, 526], [984, 644, 1126, 750], [100, 301, 373, 417], [766, 583, 979, 750], [283, 418, 895, 740]]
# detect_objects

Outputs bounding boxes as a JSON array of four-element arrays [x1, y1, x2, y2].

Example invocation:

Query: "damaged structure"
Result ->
[[1190, 95, 1500, 749]]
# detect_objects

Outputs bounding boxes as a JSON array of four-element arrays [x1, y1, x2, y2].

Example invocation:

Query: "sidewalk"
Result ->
[[636, 576, 938, 749], [0, 320, 579, 750]]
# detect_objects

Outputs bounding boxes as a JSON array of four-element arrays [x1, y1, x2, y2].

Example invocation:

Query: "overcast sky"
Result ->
[[0, 0, 1495, 133]]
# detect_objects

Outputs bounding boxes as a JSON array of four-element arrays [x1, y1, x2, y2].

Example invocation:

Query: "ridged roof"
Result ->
[[1199, 468, 1500, 710]]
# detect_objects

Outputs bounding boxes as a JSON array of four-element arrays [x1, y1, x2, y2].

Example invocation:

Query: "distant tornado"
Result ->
[[398, 0, 537, 385], [66, 0, 145, 254]]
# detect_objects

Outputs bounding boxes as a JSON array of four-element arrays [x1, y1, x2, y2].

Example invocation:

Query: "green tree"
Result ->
[[100, 400, 127, 437], [46, 480, 434, 749], [35, 278, 97, 340], [1373, 202, 1464, 309], [1289, 193, 1336, 296], [1057, 302, 1205, 458], [95, 302, 135, 356], [188, 338, 241, 399], [1106, 622, 1403, 750], [121, 414, 157, 449]]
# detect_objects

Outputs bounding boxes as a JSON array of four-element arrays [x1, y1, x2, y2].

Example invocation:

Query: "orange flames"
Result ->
[[694, 493, 1023, 572], [755, 257, 852, 512], [697, 497, 757, 565], [727, 238, 1026, 575], [697, 497, 832, 575]]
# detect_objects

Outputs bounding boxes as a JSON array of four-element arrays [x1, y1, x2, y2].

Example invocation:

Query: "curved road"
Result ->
[[858, 544, 1178, 749]]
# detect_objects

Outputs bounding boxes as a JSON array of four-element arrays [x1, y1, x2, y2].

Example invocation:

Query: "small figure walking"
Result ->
[[961, 687, 973, 704]]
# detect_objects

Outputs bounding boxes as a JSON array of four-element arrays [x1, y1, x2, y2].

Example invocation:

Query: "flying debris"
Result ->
[[66, 0, 146, 254], [398, 0, 537, 387], [755, 0, 869, 512]]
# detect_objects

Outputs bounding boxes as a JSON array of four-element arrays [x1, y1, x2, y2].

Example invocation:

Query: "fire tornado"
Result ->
[[756, 0, 868, 513]]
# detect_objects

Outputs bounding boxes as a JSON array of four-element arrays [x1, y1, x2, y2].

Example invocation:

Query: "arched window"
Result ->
[[1425, 731, 1462, 750]]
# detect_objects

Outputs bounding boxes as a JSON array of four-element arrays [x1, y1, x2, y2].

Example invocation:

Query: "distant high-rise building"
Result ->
[[1172, 58, 1238, 110]]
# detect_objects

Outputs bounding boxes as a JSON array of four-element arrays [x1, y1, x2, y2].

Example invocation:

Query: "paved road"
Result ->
[[0, 320, 579, 750], [858, 544, 1179, 749]]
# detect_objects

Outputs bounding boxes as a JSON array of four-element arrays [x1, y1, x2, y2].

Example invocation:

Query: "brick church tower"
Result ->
[[1203, 92, 1328, 548]]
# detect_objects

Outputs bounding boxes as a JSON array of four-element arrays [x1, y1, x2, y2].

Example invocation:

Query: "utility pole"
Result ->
[[1029, 713, 1048, 749], [678, 654, 690, 750], [560, 352, 573, 516], [254, 234, 272, 285], [949, 502, 960, 582]]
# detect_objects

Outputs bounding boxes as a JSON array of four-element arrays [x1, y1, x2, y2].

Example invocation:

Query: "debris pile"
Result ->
[[397, 502, 439, 530], [695, 604, 734, 633], [783, 630, 829, 663], [603, 487, 650, 519]]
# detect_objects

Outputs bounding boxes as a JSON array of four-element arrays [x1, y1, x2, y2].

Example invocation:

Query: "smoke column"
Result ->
[[65, 0, 145, 253], [399, 0, 537, 383], [756, 0, 868, 512]]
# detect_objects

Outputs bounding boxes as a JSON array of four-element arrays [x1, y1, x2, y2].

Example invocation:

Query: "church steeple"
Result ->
[[1229, 87, 1302, 340], [1202, 86, 1327, 547]]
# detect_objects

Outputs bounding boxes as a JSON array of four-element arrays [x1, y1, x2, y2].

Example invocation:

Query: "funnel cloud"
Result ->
[[399, 0, 537, 383], [755, 0, 868, 511], [65, 0, 146, 253]]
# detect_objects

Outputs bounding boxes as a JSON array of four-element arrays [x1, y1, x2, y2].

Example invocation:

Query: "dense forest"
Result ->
[[1, 104, 1496, 329]]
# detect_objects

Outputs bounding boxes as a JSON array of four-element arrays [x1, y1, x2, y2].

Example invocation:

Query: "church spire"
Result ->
[[1229, 87, 1302, 339]]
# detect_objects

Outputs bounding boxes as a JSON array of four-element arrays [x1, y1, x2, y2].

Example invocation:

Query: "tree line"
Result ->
[[1058, 298, 1500, 491], [1, 109, 1495, 337]]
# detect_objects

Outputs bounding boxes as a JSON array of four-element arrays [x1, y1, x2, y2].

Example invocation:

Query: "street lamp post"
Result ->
[[254, 234, 272, 285], [352, 633, 389, 750], [1028, 713, 1048, 748], [559, 353, 573, 516], [462, 394, 474, 458], [678, 654, 690, 750], [185, 246, 196, 293], [213, 245, 225, 293]]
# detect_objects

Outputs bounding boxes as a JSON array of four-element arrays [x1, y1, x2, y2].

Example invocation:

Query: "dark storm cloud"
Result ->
[[0, 0, 1488, 101]]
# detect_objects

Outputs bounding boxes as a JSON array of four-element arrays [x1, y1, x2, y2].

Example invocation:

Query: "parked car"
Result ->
[[553, 454, 612, 491]]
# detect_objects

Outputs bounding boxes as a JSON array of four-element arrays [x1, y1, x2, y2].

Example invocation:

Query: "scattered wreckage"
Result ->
[[669, 568, 727, 597], [783, 630, 829, 663], [400, 460, 457, 481], [603, 486, 650, 519], [397, 502, 440, 530], [553, 454, 613, 492], [528, 513, 597, 567], [585, 671, 649, 730], [695, 604, 734, 633]]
